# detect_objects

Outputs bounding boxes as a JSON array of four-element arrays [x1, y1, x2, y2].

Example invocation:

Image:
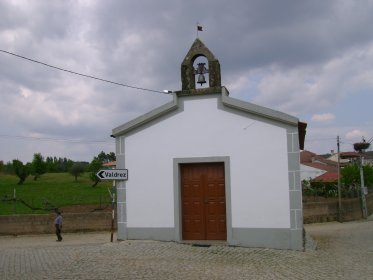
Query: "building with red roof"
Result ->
[[300, 150, 338, 182]]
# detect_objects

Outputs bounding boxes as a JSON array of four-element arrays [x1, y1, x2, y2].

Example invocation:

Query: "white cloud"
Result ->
[[311, 113, 335, 123], [345, 129, 368, 141], [241, 41, 373, 118]]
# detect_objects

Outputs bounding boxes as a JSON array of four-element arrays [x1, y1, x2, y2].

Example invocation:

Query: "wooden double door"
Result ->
[[181, 162, 227, 240]]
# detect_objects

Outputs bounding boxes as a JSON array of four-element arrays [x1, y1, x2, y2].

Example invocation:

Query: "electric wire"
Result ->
[[0, 49, 163, 147], [2, 50, 372, 151], [0, 49, 172, 95], [0, 134, 113, 144], [305, 137, 336, 142]]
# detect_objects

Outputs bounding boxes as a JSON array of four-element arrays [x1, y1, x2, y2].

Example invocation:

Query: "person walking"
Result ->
[[54, 211, 63, 241]]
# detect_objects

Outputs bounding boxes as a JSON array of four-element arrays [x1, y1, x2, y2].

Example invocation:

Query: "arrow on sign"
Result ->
[[96, 169, 128, 180]]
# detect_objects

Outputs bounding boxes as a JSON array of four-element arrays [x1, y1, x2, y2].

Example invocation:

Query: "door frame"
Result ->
[[173, 156, 232, 243]]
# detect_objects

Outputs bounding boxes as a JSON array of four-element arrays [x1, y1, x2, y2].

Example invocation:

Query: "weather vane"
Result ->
[[196, 23, 203, 38]]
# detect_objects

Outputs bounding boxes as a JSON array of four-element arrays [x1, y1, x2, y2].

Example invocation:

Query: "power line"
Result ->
[[0, 134, 113, 144], [307, 137, 371, 147], [0, 49, 173, 95], [305, 137, 336, 142]]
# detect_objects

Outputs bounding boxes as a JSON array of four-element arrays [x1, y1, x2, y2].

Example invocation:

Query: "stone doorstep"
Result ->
[[180, 240, 228, 247]]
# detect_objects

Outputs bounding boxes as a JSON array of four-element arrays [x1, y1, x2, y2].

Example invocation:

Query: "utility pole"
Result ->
[[353, 139, 370, 219], [359, 155, 368, 219], [337, 136, 342, 222]]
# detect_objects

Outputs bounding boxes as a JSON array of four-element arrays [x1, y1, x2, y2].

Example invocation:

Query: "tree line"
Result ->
[[0, 151, 116, 186]]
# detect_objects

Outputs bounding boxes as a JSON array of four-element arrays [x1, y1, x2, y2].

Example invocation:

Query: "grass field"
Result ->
[[0, 172, 112, 215]]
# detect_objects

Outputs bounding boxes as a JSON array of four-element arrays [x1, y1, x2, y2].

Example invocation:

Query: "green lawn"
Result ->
[[0, 172, 112, 215]]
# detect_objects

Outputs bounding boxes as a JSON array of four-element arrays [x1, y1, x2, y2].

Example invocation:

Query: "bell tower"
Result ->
[[179, 38, 222, 95]]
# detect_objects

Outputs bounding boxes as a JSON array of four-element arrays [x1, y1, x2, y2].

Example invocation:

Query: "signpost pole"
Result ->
[[96, 168, 127, 242], [111, 180, 116, 242], [13, 187, 16, 214]]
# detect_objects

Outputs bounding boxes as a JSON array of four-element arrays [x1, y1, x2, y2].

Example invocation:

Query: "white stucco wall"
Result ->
[[300, 164, 326, 181], [124, 96, 290, 229]]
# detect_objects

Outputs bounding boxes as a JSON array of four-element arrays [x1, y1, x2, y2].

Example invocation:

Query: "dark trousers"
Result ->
[[55, 224, 62, 241]]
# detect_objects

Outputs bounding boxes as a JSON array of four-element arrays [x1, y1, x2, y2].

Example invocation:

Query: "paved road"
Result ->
[[1, 220, 373, 279]]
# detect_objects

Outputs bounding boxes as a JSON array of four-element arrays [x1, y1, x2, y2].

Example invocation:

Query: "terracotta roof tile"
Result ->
[[300, 150, 337, 166], [313, 171, 338, 182], [103, 161, 117, 167]]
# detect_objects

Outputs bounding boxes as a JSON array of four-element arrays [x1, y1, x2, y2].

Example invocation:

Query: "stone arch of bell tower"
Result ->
[[180, 38, 221, 93]]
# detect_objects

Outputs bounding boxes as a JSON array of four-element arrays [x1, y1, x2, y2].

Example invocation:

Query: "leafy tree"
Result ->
[[96, 151, 116, 163], [63, 157, 74, 172], [43, 156, 74, 173], [309, 181, 338, 197], [45, 156, 55, 172], [96, 151, 107, 163], [342, 164, 373, 187], [4, 161, 14, 174], [89, 158, 102, 187], [31, 153, 46, 180], [341, 163, 373, 197], [13, 159, 30, 185], [0, 160, 3, 172], [107, 152, 116, 162], [56, 157, 73, 172], [87, 151, 116, 187], [360, 165, 373, 187], [69, 163, 85, 182]]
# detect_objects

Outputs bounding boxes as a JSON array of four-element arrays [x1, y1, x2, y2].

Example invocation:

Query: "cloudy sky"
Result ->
[[1, 0, 373, 163]]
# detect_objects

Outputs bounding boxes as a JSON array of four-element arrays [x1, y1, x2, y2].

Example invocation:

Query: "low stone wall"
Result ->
[[303, 193, 373, 223], [0, 212, 115, 235], [1, 195, 372, 235]]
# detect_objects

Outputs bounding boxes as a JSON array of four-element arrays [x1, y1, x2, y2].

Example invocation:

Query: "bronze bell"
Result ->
[[196, 62, 208, 86], [197, 74, 206, 85]]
